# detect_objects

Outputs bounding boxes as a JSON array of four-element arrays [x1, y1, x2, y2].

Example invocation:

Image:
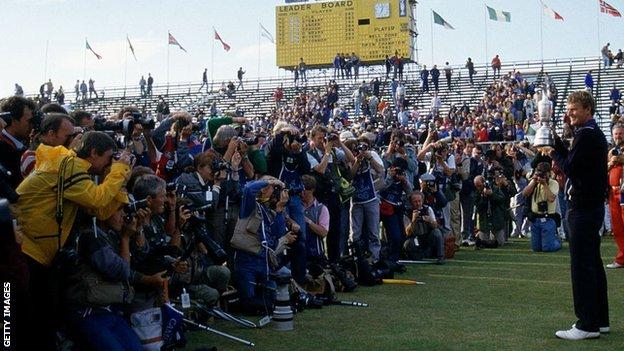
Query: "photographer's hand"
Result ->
[[142, 271, 168, 287], [231, 152, 242, 170], [68, 131, 83, 150], [178, 206, 192, 228], [172, 259, 189, 274], [113, 149, 134, 166]]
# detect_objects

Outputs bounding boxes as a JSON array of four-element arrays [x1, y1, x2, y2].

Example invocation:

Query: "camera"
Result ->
[[537, 200, 548, 213], [356, 143, 369, 152], [190, 218, 228, 265], [212, 160, 228, 172], [93, 117, 134, 135], [166, 182, 179, 193], [239, 136, 259, 146], [124, 198, 148, 223], [130, 111, 155, 130], [326, 133, 339, 142], [175, 118, 199, 133], [613, 147, 621, 156]]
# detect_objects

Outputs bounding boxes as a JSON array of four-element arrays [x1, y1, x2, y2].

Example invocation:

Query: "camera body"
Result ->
[[124, 198, 148, 222]]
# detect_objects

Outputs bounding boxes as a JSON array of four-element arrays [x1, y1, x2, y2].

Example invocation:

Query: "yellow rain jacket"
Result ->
[[14, 144, 130, 266]]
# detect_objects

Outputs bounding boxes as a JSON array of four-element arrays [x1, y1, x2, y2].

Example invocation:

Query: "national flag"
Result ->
[[168, 32, 187, 53], [127, 35, 137, 61], [214, 30, 231, 52], [260, 23, 275, 43], [600, 0, 622, 17], [540, 1, 564, 21], [85, 39, 102, 60], [486, 5, 511, 22], [432, 10, 455, 29]]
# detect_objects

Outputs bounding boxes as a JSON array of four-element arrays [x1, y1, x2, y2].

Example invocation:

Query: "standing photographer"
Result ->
[[349, 137, 384, 261], [606, 123, 624, 268], [522, 162, 561, 252], [0, 96, 38, 188], [231, 178, 296, 314], [156, 113, 202, 181], [379, 158, 413, 262], [15, 131, 133, 350], [266, 123, 310, 284]]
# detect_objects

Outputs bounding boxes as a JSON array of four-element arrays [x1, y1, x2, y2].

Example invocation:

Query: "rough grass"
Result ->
[[186, 237, 624, 351]]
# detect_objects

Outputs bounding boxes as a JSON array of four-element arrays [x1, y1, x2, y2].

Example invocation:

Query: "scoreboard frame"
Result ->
[[276, 0, 416, 69]]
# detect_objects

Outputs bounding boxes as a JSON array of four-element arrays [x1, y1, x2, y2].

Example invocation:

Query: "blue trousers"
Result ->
[[381, 210, 404, 262], [287, 195, 307, 284], [66, 311, 142, 351], [530, 218, 561, 252], [234, 251, 275, 312]]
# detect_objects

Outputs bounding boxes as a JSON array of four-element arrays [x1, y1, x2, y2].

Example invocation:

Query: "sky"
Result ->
[[1, 0, 623, 97]]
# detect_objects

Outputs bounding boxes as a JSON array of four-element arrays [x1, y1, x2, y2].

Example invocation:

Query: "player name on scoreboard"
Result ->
[[276, 0, 414, 69]]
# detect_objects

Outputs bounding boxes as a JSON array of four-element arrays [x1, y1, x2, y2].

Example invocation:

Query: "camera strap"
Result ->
[[55, 155, 73, 250]]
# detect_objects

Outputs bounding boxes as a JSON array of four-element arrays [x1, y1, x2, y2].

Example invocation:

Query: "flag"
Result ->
[[168, 32, 187, 53], [486, 5, 511, 22], [85, 39, 102, 60], [600, 0, 622, 17], [260, 23, 275, 43], [541, 1, 564, 20], [214, 30, 231, 52], [432, 10, 455, 29], [127, 36, 137, 61]]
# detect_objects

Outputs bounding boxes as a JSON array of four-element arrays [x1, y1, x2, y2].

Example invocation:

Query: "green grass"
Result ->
[[186, 237, 624, 351]]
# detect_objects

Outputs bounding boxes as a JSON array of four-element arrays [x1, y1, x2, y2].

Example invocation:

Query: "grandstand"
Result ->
[[36, 56, 617, 135]]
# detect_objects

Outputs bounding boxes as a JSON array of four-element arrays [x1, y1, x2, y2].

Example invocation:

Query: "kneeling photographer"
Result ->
[[63, 204, 165, 351], [230, 177, 296, 314], [521, 162, 561, 252], [404, 191, 445, 264]]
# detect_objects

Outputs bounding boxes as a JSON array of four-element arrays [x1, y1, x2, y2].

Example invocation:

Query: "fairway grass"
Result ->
[[187, 237, 624, 351]]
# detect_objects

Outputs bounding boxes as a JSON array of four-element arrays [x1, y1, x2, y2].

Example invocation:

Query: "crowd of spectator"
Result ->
[[1, 58, 620, 351]]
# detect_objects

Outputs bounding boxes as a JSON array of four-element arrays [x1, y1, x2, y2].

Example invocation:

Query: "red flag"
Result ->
[[541, 1, 564, 20], [600, 0, 622, 17], [168, 32, 187, 52], [214, 30, 231, 52]]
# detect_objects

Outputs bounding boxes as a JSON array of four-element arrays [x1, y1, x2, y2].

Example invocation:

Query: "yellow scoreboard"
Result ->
[[276, 0, 414, 69]]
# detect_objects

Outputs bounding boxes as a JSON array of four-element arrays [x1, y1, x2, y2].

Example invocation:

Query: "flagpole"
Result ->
[[539, 1, 544, 64], [484, 5, 488, 73], [124, 36, 128, 97], [167, 31, 170, 95], [430, 11, 434, 65], [597, 0, 601, 61], [211, 28, 215, 92], [83, 37, 87, 82], [257, 23, 261, 91], [43, 39, 49, 82]]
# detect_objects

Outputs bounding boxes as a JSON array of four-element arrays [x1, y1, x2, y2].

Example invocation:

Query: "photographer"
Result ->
[[349, 136, 384, 262], [307, 125, 355, 261], [156, 112, 203, 181], [404, 191, 445, 264], [301, 175, 330, 262], [419, 173, 449, 228], [15, 131, 133, 349], [384, 131, 417, 188], [63, 205, 165, 351], [522, 162, 561, 252], [607, 123, 624, 268], [266, 122, 311, 284], [379, 158, 413, 262], [0, 96, 38, 188], [231, 177, 296, 314], [20, 113, 81, 177], [473, 175, 507, 248], [117, 107, 158, 169], [131, 175, 188, 281]]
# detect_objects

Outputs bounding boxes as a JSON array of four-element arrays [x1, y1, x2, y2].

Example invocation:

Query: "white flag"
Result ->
[[260, 23, 274, 44]]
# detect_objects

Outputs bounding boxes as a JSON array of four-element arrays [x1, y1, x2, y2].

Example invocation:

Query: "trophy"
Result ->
[[533, 89, 554, 147]]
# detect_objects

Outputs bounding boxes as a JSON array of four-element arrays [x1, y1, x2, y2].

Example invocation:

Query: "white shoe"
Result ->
[[606, 262, 624, 269], [572, 323, 610, 334], [555, 326, 600, 340]]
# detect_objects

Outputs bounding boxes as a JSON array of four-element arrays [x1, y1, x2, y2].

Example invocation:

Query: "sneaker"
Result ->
[[606, 262, 624, 269], [572, 323, 610, 334], [555, 326, 600, 340]]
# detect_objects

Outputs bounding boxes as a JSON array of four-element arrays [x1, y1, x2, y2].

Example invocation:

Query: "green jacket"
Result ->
[[474, 186, 507, 232]]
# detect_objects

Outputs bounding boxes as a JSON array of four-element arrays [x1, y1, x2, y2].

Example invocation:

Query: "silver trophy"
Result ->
[[533, 89, 554, 147]]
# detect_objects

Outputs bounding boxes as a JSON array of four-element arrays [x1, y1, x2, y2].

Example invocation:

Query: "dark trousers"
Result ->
[[24, 257, 57, 350], [567, 206, 609, 331]]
